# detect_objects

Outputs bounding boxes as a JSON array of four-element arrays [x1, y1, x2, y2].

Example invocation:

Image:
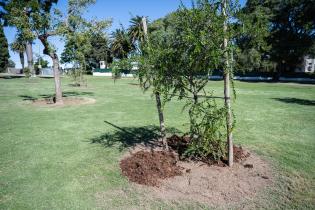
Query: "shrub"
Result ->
[[23, 67, 31, 78], [184, 98, 227, 161]]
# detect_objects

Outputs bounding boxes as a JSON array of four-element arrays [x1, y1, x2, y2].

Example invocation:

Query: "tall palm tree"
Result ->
[[128, 15, 146, 44], [10, 36, 26, 69], [111, 27, 134, 59]]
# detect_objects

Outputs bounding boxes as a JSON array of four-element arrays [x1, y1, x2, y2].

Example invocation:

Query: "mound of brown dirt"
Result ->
[[31, 97, 95, 107], [120, 151, 183, 186], [117, 144, 273, 208]]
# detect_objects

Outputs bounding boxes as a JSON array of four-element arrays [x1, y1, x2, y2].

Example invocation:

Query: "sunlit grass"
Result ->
[[0, 76, 314, 209]]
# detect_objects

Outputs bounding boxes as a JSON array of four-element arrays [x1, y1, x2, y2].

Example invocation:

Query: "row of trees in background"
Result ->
[[236, 0, 315, 78], [2, 0, 110, 104]]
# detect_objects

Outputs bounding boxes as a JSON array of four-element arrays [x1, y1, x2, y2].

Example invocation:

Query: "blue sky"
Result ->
[[4, 0, 246, 68]]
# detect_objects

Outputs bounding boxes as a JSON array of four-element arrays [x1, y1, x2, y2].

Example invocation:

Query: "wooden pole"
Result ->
[[222, 0, 233, 166]]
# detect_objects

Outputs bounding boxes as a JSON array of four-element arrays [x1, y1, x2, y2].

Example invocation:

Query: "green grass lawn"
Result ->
[[0, 76, 314, 209]]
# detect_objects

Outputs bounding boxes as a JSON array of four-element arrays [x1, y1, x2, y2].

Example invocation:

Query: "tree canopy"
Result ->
[[0, 23, 9, 72]]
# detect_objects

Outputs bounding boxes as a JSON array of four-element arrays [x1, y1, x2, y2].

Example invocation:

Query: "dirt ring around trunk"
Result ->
[[30, 97, 96, 107], [120, 144, 273, 207]]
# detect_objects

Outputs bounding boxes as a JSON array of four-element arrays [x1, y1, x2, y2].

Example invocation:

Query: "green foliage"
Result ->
[[111, 27, 134, 59], [235, 0, 273, 73], [149, 1, 225, 101], [35, 57, 48, 68], [184, 97, 227, 161], [0, 23, 9, 72], [235, 0, 315, 75], [61, 0, 111, 85], [23, 67, 31, 78], [10, 34, 26, 54], [128, 15, 147, 53], [268, 0, 315, 70], [86, 33, 112, 70], [136, 1, 237, 159], [8, 59, 15, 68]]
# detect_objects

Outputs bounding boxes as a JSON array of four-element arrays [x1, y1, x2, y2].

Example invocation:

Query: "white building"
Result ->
[[295, 56, 315, 73], [99, 61, 106, 69]]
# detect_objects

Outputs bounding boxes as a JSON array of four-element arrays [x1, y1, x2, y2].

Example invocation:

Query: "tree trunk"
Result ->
[[25, 41, 35, 76], [39, 35, 63, 104], [222, 0, 233, 167], [142, 17, 169, 150], [155, 91, 168, 150], [52, 54, 63, 104], [19, 52, 24, 69]]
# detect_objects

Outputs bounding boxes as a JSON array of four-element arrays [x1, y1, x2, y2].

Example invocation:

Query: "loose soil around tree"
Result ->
[[120, 135, 273, 206], [30, 97, 96, 107]]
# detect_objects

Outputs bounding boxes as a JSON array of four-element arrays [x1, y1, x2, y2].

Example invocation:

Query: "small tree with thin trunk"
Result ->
[[60, 0, 111, 86], [221, 0, 239, 166], [139, 0, 239, 164], [139, 17, 170, 150]]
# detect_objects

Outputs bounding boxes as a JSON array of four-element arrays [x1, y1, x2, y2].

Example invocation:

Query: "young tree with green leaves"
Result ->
[[61, 0, 111, 86]]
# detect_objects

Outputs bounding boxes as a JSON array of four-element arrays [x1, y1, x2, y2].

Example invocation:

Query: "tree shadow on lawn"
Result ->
[[90, 120, 182, 151], [19, 91, 94, 101], [273, 97, 315, 106]]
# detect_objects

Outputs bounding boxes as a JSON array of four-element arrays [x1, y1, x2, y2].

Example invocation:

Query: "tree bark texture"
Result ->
[[222, 0, 233, 167], [155, 91, 168, 150], [39, 35, 63, 104], [19, 52, 24, 69], [25, 41, 34, 76]]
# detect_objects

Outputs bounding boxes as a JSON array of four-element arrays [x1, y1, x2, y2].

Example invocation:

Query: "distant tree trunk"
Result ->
[[222, 0, 233, 167], [155, 91, 168, 150], [39, 35, 63, 104], [25, 41, 34, 76], [19, 52, 24, 69], [51, 54, 63, 104]]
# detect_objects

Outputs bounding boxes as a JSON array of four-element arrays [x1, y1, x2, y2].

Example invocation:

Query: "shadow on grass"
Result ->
[[273, 97, 315, 106], [19, 91, 94, 101], [90, 120, 181, 151]]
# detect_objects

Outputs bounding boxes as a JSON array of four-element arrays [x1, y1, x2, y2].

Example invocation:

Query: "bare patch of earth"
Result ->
[[30, 97, 96, 107], [118, 142, 273, 208]]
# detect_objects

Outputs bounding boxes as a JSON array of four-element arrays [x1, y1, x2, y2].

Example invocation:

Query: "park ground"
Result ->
[[0, 76, 314, 209]]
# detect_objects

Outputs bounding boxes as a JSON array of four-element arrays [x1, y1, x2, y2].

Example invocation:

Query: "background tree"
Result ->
[[111, 27, 134, 59], [34, 56, 48, 74], [6, 0, 63, 103], [4, 0, 35, 76], [235, 0, 274, 73], [35, 57, 49, 68], [128, 15, 146, 54], [267, 0, 315, 77], [10, 34, 26, 69], [87, 33, 112, 69], [8, 59, 15, 67], [61, 0, 111, 85], [0, 22, 9, 72]]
